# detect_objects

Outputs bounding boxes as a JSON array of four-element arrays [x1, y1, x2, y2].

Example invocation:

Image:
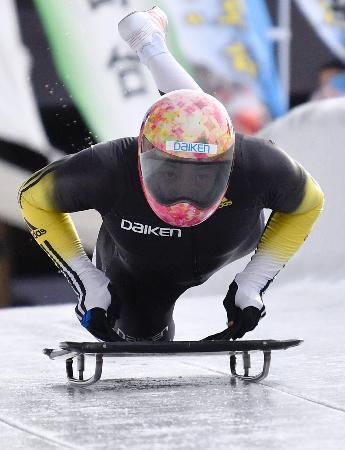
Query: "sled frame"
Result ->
[[43, 339, 302, 387], [63, 350, 271, 386]]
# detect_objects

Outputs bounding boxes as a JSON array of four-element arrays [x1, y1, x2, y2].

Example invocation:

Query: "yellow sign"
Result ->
[[226, 43, 257, 77], [219, 0, 245, 26]]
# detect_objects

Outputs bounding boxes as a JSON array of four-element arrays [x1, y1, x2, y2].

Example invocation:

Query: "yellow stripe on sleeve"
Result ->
[[18, 171, 85, 264], [258, 173, 324, 263]]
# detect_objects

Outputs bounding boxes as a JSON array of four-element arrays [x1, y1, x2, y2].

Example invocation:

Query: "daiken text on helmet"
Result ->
[[166, 141, 218, 155]]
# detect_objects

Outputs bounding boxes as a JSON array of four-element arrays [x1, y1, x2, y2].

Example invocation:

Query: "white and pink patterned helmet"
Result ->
[[138, 89, 235, 227]]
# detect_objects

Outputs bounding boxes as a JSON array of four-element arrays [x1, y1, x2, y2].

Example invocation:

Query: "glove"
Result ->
[[203, 281, 265, 341], [81, 307, 124, 342], [66, 258, 124, 341]]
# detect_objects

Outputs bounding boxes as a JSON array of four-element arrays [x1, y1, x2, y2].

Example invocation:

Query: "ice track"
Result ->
[[1, 281, 345, 450]]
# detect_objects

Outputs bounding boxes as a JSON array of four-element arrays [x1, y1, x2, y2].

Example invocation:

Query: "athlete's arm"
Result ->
[[218, 138, 323, 339], [235, 138, 324, 301], [18, 142, 119, 320]]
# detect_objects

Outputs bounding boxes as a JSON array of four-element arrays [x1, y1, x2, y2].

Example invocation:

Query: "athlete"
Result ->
[[18, 7, 324, 342]]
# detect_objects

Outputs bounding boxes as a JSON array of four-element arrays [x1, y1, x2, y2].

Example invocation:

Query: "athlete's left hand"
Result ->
[[81, 307, 124, 342], [203, 281, 266, 340]]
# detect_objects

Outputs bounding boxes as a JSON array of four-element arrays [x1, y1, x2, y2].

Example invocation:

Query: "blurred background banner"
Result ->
[[295, 0, 345, 63], [34, 0, 158, 141], [1, 0, 344, 307], [0, 0, 52, 155], [159, 0, 287, 134]]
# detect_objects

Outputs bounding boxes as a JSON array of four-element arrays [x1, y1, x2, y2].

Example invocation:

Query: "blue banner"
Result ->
[[244, 0, 287, 116], [160, 0, 287, 127]]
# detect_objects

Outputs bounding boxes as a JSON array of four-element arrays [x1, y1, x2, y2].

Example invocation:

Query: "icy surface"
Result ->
[[0, 281, 345, 450]]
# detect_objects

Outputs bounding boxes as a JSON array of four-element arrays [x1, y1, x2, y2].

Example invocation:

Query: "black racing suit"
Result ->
[[19, 134, 323, 340]]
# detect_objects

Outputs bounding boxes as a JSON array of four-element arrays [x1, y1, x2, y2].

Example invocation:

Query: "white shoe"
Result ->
[[118, 6, 168, 64]]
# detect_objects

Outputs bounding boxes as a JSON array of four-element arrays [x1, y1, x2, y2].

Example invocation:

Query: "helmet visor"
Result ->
[[140, 145, 233, 210]]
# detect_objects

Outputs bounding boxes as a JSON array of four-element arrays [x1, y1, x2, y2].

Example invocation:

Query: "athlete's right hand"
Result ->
[[80, 307, 124, 342], [203, 281, 265, 341], [73, 265, 124, 341]]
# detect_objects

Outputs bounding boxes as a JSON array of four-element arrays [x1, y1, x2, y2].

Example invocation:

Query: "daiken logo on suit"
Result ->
[[121, 219, 182, 237]]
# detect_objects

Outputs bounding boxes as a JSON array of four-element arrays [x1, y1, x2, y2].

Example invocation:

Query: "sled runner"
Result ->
[[43, 339, 302, 387]]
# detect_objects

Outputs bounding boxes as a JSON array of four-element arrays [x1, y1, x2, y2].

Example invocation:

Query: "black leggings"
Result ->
[[106, 273, 188, 341]]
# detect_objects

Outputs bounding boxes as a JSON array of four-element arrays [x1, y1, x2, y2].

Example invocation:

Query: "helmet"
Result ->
[[138, 89, 235, 227]]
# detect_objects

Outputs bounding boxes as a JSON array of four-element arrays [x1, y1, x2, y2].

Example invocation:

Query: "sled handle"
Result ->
[[43, 348, 78, 359], [65, 354, 103, 387], [230, 350, 271, 382]]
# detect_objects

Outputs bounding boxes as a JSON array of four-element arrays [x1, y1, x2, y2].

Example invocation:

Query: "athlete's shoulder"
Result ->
[[90, 137, 138, 165], [236, 133, 301, 176], [47, 137, 138, 214], [236, 133, 279, 157], [234, 133, 307, 211]]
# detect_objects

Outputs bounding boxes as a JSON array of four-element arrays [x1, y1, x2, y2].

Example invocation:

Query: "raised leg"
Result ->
[[118, 6, 201, 93]]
